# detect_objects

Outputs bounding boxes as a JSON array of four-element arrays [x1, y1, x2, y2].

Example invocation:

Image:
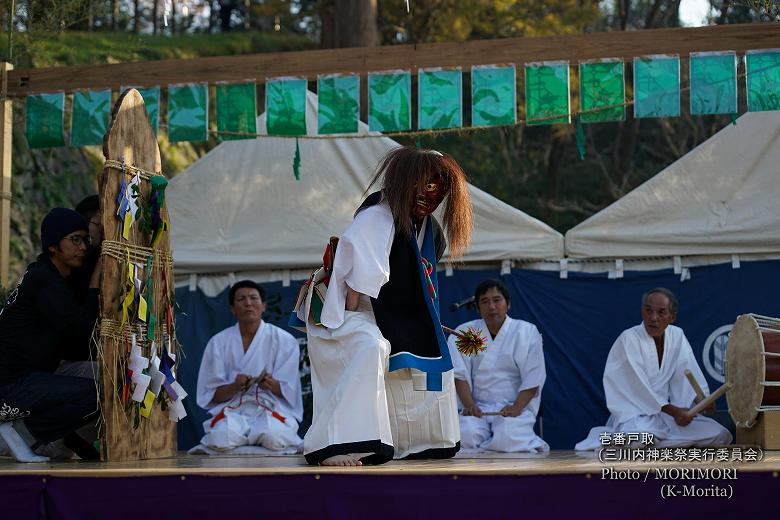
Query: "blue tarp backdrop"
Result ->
[[175, 259, 780, 451]]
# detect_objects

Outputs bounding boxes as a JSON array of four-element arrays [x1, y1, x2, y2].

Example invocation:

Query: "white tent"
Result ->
[[565, 112, 780, 267], [169, 92, 563, 289]]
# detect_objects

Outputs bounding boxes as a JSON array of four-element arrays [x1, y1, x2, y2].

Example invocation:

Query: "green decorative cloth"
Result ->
[[633, 55, 680, 119], [216, 82, 257, 141], [368, 71, 411, 132], [690, 52, 737, 116], [266, 78, 307, 136], [418, 68, 462, 130], [318, 74, 359, 134], [746, 50, 780, 112], [26, 93, 66, 148], [168, 83, 208, 143], [579, 60, 625, 123], [471, 65, 516, 127], [525, 61, 570, 125], [70, 89, 111, 146]]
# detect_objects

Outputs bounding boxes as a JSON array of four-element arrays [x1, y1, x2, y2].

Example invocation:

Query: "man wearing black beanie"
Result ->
[[0, 208, 102, 462]]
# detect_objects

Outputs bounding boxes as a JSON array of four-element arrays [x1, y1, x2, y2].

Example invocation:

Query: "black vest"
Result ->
[[357, 191, 446, 359]]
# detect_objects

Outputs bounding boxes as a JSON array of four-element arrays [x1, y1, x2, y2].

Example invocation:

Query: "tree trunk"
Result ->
[[153, 0, 159, 35], [320, 0, 379, 49], [170, 0, 177, 34], [111, 0, 118, 31], [133, 0, 140, 33], [207, 0, 215, 33]]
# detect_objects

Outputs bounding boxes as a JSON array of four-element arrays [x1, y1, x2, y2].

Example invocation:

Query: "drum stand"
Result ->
[[736, 411, 780, 449]]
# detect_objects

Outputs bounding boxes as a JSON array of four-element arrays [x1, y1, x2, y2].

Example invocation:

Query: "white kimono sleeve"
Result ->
[[447, 332, 472, 385], [516, 326, 545, 396], [603, 332, 668, 424], [668, 333, 710, 409], [273, 334, 304, 422], [320, 203, 394, 329], [196, 336, 230, 412]]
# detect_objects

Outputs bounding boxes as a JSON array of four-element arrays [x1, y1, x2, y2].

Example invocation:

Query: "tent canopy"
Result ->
[[169, 92, 563, 275], [565, 112, 780, 260]]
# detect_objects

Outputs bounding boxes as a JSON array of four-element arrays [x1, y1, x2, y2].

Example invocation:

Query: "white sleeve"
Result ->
[[516, 326, 546, 394], [320, 203, 394, 329], [447, 329, 471, 384], [196, 336, 228, 411], [273, 333, 304, 422], [603, 332, 668, 423], [669, 332, 709, 408]]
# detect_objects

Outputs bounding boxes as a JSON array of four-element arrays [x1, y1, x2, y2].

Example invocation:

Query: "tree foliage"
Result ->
[[3, 0, 774, 279]]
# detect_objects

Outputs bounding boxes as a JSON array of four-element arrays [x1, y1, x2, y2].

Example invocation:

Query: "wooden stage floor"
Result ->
[[2, 450, 779, 477]]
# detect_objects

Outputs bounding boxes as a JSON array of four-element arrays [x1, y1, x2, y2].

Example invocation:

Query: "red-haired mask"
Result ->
[[413, 172, 447, 218]]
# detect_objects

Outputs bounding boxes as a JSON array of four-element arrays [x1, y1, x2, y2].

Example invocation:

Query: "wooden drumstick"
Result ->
[[684, 382, 732, 419], [684, 369, 706, 403]]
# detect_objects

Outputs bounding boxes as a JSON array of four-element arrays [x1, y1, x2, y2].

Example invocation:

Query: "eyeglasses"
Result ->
[[64, 235, 91, 247]]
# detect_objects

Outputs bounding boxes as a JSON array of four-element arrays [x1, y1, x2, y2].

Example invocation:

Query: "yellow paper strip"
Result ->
[[122, 210, 133, 239], [140, 389, 155, 418], [138, 295, 148, 322]]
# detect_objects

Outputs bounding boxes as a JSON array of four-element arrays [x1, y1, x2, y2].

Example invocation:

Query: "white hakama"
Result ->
[[196, 322, 303, 452], [575, 324, 732, 450], [449, 317, 549, 453], [302, 202, 458, 463]]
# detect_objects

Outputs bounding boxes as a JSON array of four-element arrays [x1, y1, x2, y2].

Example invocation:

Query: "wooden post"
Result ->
[[0, 62, 12, 287]]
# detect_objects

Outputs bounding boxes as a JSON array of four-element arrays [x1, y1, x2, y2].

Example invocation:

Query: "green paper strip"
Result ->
[[137, 87, 161, 135], [293, 136, 301, 181], [418, 68, 462, 130], [71, 89, 111, 146], [318, 74, 359, 134], [266, 78, 307, 136], [471, 65, 516, 127], [579, 60, 625, 123], [746, 50, 780, 112], [216, 82, 257, 141], [525, 62, 570, 125], [368, 71, 411, 132], [690, 52, 737, 115], [26, 93, 65, 148], [168, 83, 208, 143], [575, 115, 585, 160], [145, 255, 155, 341], [123, 86, 161, 135], [634, 55, 680, 119]]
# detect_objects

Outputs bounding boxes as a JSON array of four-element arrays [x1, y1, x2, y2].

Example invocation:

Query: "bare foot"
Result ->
[[320, 454, 363, 466]]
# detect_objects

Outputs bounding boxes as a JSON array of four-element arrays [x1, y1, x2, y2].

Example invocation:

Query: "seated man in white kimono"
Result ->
[[196, 281, 303, 452], [448, 279, 549, 453], [576, 288, 732, 450]]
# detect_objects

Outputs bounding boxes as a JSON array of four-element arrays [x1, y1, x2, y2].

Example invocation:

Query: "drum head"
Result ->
[[726, 314, 765, 427]]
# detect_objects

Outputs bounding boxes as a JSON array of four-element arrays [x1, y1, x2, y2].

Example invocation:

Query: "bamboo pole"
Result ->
[[0, 62, 12, 287]]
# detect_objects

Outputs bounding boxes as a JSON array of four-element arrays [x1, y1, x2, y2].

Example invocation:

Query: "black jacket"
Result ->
[[0, 254, 99, 385]]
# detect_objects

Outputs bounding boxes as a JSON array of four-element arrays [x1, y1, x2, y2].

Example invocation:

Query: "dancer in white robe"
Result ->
[[197, 281, 303, 452], [576, 288, 732, 450], [448, 280, 548, 453], [298, 146, 473, 466]]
